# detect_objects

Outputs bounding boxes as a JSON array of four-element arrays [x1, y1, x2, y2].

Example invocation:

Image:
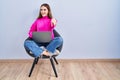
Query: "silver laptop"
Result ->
[[32, 31, 52, 43]]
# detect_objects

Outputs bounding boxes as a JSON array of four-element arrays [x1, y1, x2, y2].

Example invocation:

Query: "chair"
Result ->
[[24, 29, 63, 77]]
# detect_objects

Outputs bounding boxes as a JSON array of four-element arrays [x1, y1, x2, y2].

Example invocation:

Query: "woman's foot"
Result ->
[[42, 50, 51, 56], [41, 49, 60, 56]]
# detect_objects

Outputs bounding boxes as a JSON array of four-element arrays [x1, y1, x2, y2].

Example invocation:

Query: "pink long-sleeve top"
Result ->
[[28, 16, 55, 39]]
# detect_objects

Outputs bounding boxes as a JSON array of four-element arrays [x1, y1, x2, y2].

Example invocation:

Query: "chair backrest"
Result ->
[[24, 29, 63, 58]]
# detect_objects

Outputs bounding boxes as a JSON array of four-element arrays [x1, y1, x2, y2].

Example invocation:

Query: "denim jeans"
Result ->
[[24, 37, 63, 57]]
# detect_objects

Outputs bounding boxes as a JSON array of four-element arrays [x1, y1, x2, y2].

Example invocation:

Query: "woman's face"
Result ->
[[40, 6, 48, 17]]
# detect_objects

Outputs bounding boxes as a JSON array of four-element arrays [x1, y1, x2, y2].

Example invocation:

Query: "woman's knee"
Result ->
[[24, 40, 34, 47], [54, 37, 63, 44]]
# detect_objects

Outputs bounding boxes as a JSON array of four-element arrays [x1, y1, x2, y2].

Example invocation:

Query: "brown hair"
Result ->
[[37, 3, 53, 19]]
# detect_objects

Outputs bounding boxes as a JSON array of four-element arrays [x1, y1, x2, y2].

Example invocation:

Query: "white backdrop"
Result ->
[[0, 0, 120, 59]]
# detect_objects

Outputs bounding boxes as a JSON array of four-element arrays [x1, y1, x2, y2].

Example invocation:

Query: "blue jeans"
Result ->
[[24, 37, 63, 57]]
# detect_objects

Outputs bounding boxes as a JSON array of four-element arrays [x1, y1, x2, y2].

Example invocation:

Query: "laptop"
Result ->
[[32, 31, 52, 43]]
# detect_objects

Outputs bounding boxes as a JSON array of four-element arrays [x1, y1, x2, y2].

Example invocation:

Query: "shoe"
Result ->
[[52, 49, 60, 56], [29, 51, 33, 54]]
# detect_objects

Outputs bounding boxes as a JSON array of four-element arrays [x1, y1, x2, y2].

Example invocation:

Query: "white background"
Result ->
[[0, 0, 120, 59]]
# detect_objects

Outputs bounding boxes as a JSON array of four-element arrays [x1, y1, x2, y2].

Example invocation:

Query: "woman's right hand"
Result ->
[[51, 18, 57, 27]]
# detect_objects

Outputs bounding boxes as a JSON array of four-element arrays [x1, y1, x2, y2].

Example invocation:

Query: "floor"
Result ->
[[0, 59, 120, 80]]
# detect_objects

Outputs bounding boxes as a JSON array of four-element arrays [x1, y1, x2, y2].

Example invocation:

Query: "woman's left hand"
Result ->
[[51, 18, 57, 27]]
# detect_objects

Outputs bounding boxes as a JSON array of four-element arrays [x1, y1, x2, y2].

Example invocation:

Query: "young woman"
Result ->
[[24, 3, 63, 57]]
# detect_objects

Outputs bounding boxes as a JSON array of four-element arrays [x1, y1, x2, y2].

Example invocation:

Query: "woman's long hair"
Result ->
[[37, 3, 53, 19]]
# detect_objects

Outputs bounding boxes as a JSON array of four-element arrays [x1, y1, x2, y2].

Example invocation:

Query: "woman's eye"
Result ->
[[44, 9, 46, 11], [40, 9, 47, 11]]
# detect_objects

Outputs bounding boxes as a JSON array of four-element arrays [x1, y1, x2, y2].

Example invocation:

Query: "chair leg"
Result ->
[[50, 57, 58, 77], [28, 58, 37, 77], [53, 57, 58, 64], [36, 57, 39, 64]]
